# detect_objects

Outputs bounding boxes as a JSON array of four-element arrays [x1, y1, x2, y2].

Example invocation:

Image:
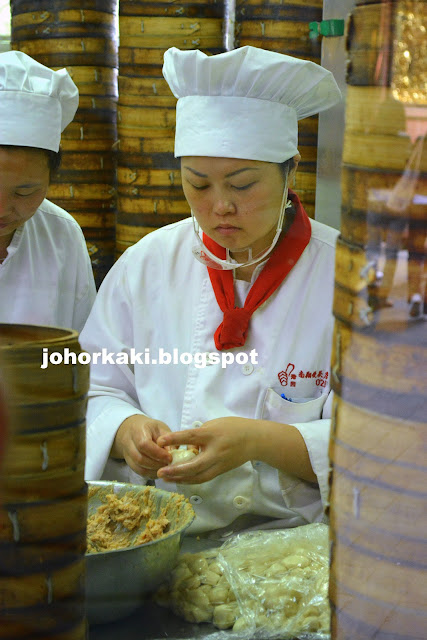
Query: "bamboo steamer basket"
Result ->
[[0, 325, 88, 639], [0, 619, 87, 640], [331, 4, 427, 627], [235, 1, 322, 215], [119, 0, 223, 18], [235, 0, 322, 60], [11, 37, 117, 68], [11, 1, 118, 286], [345, 3, 394, 86], [11, 9, 116, 40], [56, 65, 118, 97], [329, 313, 427, 639], [115, 225, 157, 258], [11, 0, 116, 11], [117, 1, 224, 252], [341, 87, 426, 172]]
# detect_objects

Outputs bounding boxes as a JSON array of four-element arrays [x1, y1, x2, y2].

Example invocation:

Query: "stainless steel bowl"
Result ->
[[85, 481, 195, 624]]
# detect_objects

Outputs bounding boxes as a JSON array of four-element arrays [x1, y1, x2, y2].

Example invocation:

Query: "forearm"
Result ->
[[252, 420, 317, 483]]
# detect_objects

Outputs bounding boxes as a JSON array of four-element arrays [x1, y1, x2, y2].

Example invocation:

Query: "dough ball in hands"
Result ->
[[168, 446, 199, 465]]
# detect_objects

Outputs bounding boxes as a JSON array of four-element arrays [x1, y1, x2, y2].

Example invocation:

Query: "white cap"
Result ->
[[0, 50, 79, 152], [163, 46, 342, 163]]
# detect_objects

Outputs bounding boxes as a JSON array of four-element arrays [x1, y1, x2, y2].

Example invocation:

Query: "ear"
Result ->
[[289, 153, 300, 186], [292, 153, 301, 171]]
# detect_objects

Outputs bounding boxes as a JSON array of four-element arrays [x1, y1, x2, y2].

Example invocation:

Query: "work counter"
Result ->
[[89, 601, 306, 640]]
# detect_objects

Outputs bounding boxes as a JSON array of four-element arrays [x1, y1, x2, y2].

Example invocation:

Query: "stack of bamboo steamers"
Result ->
[[329, 1, 427, 639], [0, 326, 89, 639], [10, 0, 119, 288], [115, 0, 224, 257], [235, 0, 324, 217]]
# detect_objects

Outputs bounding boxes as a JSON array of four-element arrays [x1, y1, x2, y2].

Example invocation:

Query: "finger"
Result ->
[[157, 457, 217, 483], [127, 440, 166, 471], [123, 451, 158, 479], [157, 429, 201, 449], [159, 464, 219, 484], [136, 438, 172, 464]]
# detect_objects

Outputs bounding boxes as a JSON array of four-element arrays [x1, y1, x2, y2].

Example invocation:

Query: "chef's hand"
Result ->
[[111, 414, 172, 479], [156, 417, 260, 484]]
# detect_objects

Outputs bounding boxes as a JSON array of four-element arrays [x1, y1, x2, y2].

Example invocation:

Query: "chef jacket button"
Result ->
[[192, 421, 203, 428], [189, 495, 203, 505], [233, 495, 250, 509], [241, 363, 254, 376]]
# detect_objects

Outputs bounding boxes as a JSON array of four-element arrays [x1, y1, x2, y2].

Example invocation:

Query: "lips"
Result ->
[[215, 225, 240, 236]]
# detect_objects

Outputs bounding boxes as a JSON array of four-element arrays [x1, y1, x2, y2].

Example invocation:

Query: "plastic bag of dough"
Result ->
[[155, 523, 330, 639], [217, 523, 330, 639]]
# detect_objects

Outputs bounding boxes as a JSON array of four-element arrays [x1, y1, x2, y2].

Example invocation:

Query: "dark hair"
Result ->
[[278, 156, 296, 180], [0, 145, 62, 174]]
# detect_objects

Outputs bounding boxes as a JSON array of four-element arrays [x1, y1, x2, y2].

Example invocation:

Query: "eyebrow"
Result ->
[[183, 166, 260, 178]]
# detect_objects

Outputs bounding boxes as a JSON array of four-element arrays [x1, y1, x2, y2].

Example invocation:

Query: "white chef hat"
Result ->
[[0, 50, 79, 152], [162, 46, 342, 163]]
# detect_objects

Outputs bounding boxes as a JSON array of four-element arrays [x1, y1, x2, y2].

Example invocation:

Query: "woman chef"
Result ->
[[81, 46, 342, 538], [0, 51, 96, 332]]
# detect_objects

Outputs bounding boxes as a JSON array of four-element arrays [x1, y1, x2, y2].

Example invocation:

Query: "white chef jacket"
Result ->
[[81, 216, 338, 536], [0, 199, 96, 333]]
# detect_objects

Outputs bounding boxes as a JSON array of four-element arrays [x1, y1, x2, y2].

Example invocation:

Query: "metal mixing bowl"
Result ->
[[85, 481, 195, 624]]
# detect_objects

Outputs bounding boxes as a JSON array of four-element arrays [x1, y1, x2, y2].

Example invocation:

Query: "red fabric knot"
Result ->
[[204, 190, 312, 351], [215, 307, 252, 350]]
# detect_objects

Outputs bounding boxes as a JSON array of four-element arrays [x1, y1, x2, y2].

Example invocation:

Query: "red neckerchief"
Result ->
[[203, 190, 312, 350]]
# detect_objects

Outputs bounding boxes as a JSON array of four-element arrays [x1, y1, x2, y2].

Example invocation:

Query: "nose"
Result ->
[[212, 190, 236, 216]]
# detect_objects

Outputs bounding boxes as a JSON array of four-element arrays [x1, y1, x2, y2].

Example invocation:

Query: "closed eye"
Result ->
[[187, 182, 209, 191], [231, 181, 256, 191]]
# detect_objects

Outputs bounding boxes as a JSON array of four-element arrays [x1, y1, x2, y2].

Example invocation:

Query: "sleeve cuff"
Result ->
[[290, 418, 332, 509]]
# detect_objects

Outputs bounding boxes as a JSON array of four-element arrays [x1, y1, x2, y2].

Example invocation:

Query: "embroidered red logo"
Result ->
[[278, 364, 329, 387], [278, 363, 295, 386]]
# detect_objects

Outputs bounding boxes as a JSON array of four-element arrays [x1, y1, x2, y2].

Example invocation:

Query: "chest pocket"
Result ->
[[261, 388, 328, 424]]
